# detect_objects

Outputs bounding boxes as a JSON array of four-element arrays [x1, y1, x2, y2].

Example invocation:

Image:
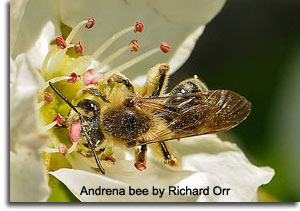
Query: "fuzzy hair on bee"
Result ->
[[49, 63, 251, 174]]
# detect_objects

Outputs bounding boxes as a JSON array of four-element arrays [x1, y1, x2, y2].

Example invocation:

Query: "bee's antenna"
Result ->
[[48, 82, 80, 115]]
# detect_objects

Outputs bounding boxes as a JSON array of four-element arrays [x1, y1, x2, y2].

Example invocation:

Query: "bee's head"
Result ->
[[77, 99, 100, 117]]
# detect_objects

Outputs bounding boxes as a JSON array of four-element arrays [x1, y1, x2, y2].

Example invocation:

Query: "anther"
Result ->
[[85, 16, 96, 29], [160, 42, 171, 53], [83, 69, 105, 85], [67, 72, 80, 83], [58, 143, 68, 156], [69, 121, 81, 142], [56, 36, 67, 49], [134, 22, 144, 33], [53, 113, 66, 126], [129, 40, 139, 52], [43, 92, 53, 104], [74, 41, 84, 54], [92, 22, 142, 59]]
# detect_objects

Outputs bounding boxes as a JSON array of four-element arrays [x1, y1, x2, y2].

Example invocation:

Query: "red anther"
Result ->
[[43, 92, 53, 104], [103, 156, 116, 163], [134, 161, 147, 171], [160, 42, 171, 53], [129, 40, 139, 52], [85, 16, 95, 29], [134, 22, 144, 33], [55, 36, 67, 49], [69, 121, 81, 142], [58, 143, 68, 156], [53, 113, 66, 127], [83, 69, 105, 86], [67, 72, 80, 83], [74, 41, 84, 54]]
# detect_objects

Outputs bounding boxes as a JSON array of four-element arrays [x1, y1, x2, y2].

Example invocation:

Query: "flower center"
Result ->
[[39, 17, 171, 170]]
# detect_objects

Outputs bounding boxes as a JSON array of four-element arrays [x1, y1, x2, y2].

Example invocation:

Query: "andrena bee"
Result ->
[[49, 64, 251, 174]]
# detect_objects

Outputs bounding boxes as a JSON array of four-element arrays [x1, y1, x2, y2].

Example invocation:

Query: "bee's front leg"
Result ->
[[134, 145, 147, 171], [81, 88, 109, 103], [107, 72, 134, 93]]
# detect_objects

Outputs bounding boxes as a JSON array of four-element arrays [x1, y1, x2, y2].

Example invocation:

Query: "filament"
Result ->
[[92, 26, 134, 59], [65, 20, 88, 46], [110, 48, 160, 73]]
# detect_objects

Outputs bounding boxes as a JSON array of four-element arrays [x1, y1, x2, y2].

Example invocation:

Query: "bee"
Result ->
[[49, 64, 251, 174]]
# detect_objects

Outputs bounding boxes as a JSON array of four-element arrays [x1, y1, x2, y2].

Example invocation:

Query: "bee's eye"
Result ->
[[124, 98, 135, 107], [77, 99, 100, 113]]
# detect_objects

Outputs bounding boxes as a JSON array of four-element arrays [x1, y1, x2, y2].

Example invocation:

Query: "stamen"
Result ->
[[38, 92, 53, 108], [53, 113, 66, 127], [134, 22, 144, 33], [160, 42, 171, 53], [69, 121, 81, 142], [43, 92, 53, 104], [58, 143, 69, 156], [92, 25, 138, 59], [65, 20, 89, 46], [129, 40, 139, 52], [43, 147, 59, 153], [111, 48, 160, 73], [67, 72, 80, 83], [56, 36, 67, 49], [67, 142, 78, 154], [41, 46, 56, 77], [83, 69, 105, 85], [85, 17, 96, 29], [41, 76, 72, 91], [41, 121, 57, 132], [74, 41, 84, 54], [96, 40, 139, 72]]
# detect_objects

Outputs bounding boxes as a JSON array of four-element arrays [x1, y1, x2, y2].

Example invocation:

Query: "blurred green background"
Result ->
[[170, 0, 300, 202]]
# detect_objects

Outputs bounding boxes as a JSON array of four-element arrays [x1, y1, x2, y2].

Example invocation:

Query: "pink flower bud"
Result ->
[[134, 22, 144, 33], [58, 143, 68, 156], [43, 92, 53, 104], [69, 121, 81, 142], [53, 113, 66, 127], [85, 17, 95, 29], [55, 36, 67, 49], [74, 41, 83, 54], [129, 40, 139, 52], [160, 42, 171, 53], [67, 72, 80, 83]]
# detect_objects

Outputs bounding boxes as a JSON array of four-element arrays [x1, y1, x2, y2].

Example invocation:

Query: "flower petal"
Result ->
[[57, 0, 225, 80], [10, 0, 60, 58], [10, 147, 51, 202], [51, 135, 274, 202]]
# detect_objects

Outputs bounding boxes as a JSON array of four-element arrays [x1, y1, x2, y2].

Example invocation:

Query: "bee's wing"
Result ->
[[135, 90, 251, 145]]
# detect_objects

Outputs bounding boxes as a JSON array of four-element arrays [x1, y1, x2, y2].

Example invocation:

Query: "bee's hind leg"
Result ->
[[134, 145, 147, 171], [159, 142, 178, 167], [149, 142, 178, 168]]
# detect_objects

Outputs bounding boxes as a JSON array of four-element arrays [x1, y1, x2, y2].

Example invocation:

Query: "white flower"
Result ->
[[50, 135, 274, 202], [10, 0, 274, 202]]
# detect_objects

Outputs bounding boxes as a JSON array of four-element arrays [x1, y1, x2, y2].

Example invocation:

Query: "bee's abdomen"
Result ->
[[102, 107, 151, 147]]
